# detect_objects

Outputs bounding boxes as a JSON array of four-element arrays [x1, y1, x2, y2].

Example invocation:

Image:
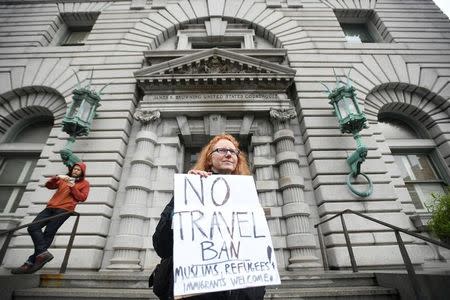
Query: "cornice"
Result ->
[[143, 48, 289, 64]]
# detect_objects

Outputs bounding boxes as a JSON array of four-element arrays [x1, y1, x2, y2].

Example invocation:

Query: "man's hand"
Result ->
[[57, 175, 70, 181], [187, 169, 212, 177], [58, 175, 75, 187]]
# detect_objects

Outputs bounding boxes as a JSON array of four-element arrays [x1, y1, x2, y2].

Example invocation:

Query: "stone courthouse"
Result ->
[[1, 0, 450, 275]]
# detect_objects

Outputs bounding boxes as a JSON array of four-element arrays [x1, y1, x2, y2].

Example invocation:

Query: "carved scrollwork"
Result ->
[[270, 107, 297, 121], [168, 56, 266, 75], [133, 109, 161, 124]]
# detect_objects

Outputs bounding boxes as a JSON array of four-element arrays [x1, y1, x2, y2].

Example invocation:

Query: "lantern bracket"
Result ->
[[60, 69, 108, 167], [322, 68, 373, 197], [347, 172, 373, 198]]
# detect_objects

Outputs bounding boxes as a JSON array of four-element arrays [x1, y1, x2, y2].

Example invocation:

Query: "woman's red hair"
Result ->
[[192, 134, 250, 175]]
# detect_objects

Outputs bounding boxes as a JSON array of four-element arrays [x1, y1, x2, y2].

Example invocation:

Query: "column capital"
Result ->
[[270, 107, 297, 122], [134, 109, 161, 124]]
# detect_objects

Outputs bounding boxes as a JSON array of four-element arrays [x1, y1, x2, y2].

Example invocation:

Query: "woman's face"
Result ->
[[210, 139, 239, 174]]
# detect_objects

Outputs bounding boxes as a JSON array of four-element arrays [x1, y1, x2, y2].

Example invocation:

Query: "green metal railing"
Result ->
[[315, 209, 450, 300], [0, 211, 80, 273]]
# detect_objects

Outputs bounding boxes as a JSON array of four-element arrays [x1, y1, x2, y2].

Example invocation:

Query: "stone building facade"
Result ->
[[0, 0, 449, 272]]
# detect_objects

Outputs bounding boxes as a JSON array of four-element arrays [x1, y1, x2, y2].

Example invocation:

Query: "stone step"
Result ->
[[265, 286, 398, 299], [14, 286, 398, 300], [37, 272, 378, 289]]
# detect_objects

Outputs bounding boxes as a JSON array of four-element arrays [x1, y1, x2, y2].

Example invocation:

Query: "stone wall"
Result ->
[[0, 0, 449, 271]]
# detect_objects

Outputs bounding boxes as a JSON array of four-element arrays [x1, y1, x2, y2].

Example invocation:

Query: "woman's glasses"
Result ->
[[210, 148, 240, 156]]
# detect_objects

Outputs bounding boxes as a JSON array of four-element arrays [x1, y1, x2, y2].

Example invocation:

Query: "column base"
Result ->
[[104, 264, 142, 272], [106, 257, 142, 271], [288, 255, 322, 269], [106, 263, 142, 270]]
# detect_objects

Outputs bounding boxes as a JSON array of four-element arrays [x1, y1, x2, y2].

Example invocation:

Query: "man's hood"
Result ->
[[72, 162, 87, 179]]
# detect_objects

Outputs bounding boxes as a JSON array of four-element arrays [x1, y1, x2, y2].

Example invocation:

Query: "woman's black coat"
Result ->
[[152, 198, 266, 300]]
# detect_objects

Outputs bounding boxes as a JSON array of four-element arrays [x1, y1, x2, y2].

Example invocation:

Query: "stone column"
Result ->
[[270, 107, 320, 269], [107, 109, 160, 270]]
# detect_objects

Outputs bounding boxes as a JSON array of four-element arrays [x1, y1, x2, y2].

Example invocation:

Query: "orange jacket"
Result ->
[[46, 162, 90, 211]]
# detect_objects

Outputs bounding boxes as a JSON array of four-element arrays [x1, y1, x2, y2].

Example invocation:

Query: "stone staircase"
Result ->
[[12, 271, 398, 300]]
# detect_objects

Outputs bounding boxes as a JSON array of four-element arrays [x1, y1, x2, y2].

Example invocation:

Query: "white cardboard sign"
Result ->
[[173, 174, 280, 297]]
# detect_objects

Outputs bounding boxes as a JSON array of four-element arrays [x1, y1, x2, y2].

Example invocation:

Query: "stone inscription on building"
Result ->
[[146, 93, 281, 102]]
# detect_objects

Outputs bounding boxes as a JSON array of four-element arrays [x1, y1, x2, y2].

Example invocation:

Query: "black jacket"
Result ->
[[152, 198, 266, 300]]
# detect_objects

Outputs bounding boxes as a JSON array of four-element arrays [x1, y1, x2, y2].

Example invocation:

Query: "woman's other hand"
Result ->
[[187, 169, 212, 177]]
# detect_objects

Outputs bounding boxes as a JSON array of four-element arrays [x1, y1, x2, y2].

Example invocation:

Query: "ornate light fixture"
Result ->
[[60, 70, 107, 167], [323, 70, 373, 197]]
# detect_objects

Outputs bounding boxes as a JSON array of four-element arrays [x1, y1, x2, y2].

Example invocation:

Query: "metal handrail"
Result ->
[[0, 211, 80, 273], [314, 209, 450, 300]]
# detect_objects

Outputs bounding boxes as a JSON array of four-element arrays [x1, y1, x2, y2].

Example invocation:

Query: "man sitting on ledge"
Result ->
[[11, 162, 90, 274]]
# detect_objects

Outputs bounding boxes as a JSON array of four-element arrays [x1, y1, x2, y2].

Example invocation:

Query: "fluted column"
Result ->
[[107, 109, 161, 270], [251, 132, 289, 269], [270, 107, 320, 269]]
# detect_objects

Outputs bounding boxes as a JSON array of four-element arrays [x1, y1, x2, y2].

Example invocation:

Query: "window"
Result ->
[[0, 119, 53, 213], [0, 158, 37, 212], [340, 23, 375, 43], [379, 117, 447, 211], [51, 12, 99, 46], [378, 118, 418, 139], [191, 41, 243, 49], [176, 22, 256, 50], [335, 9, 389, 43], [394, 154, 446, 210], [61, 28, 92, 46]]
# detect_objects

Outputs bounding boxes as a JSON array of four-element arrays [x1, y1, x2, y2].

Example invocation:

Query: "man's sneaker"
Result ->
[[29, 251, 54, 273], [11, 262, 34, 274]]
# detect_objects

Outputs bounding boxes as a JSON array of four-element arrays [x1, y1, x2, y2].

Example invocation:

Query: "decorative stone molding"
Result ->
[[205, 18, 228, 36], [135, 48, 295, 92], [270, 107, 297, 122], [144, 49, 288, 64], [170, 56, 262, 74], [133, 109, 161, 124]]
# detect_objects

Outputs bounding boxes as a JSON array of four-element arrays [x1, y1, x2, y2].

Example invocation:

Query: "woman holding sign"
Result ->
[[152, 134, 266, 300]]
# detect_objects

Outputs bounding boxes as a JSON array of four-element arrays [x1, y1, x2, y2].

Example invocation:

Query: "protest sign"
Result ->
[[173, 174, 280, 297]]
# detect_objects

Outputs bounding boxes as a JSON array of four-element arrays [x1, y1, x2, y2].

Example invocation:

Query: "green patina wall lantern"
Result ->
[[60, 70, 107, 168], [323, 71, 373, 197]]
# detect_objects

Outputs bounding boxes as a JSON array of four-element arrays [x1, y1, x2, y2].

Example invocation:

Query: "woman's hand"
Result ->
[[187, 169, 212, 177]]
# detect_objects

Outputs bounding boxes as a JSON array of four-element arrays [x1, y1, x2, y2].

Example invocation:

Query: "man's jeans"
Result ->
[[26, 207, 71, 264]]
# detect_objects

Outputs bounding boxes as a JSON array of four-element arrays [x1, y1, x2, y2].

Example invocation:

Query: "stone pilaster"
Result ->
[[252, 133, 290, 268], [107, 109, 160, 270], [270, 108, 320, 269]]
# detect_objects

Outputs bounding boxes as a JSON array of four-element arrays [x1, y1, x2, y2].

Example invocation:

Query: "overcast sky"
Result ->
[[433, 0, 450, 18]]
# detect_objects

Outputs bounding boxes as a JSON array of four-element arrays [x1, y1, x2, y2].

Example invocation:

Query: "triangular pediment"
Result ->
[[134, 48, 295, 84]]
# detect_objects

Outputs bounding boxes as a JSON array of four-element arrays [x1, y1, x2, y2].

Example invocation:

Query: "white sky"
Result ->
[[433, 0, 450, 18]]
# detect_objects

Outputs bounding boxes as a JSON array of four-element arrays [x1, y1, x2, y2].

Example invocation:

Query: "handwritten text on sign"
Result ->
[[173, 174, 280, 297]]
